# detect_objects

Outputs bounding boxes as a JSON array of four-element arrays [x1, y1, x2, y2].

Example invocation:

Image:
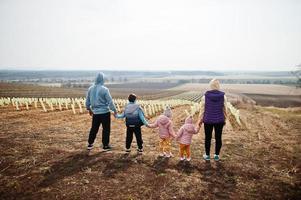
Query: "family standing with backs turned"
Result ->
[[85, 72, 227, 161]]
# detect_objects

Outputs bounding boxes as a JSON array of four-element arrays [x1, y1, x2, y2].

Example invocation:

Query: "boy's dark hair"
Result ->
[[128, 94, 137, 103]]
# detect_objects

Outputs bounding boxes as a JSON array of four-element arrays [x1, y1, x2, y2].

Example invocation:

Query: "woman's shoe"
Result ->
[[214, 154, 220, 161]]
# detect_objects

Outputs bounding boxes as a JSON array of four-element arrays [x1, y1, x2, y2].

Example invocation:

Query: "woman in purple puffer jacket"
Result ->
[[198, 79, 228, 161]]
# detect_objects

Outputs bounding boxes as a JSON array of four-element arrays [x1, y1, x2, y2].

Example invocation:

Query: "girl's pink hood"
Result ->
[[183, 116, 196, 133], [157, 115, 171, 127], [148, 115, 175, 139]]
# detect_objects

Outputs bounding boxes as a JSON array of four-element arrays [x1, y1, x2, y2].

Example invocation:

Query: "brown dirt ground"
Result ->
[[0, 105, 300, 200]]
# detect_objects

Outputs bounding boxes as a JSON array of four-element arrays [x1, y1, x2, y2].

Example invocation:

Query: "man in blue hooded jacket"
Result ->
[[86, 72, 117, 151]]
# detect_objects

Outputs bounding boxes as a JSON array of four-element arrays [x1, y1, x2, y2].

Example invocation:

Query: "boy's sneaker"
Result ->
[[103, 145, 112, 151], [87, 144, 93, 150], [214, 154, 220, 161], [137, 148, 143, 153], [180, 157, 185, 161], [203, 154, 210, 161], [159, 153, 165, 157], [186, 157, 191, 161], [125, 148, 131, 153]]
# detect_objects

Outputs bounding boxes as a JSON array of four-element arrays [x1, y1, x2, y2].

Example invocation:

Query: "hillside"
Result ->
[[0, 105, 300, 199]]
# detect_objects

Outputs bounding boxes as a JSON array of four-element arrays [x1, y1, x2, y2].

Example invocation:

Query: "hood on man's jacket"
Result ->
[[95, 72, 104, 85]]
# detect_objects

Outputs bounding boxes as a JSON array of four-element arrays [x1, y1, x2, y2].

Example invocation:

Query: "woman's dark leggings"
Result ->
[[204, 123, 224, 155]]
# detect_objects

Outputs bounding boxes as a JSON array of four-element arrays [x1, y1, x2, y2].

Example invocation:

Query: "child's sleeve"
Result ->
[[194, 125, 200, 134], [85, 88, 91, 110], [115, 111, 125, 119], [176, 127, 184, 140], [138, 108, 148, 126], [104, 88, 117, 113], [168, 122, 176, 138], [148, 120, 158, 128]]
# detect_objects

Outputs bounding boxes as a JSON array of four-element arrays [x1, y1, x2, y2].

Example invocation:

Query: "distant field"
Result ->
[[0, 83, 86, 98], [242, 94, 301, 108], [135, 74, 296, 82], [0, 83, 184, 100], [170, 83, 301, 107], [107, 82, 183, 99], [171, 83, 301, 95]]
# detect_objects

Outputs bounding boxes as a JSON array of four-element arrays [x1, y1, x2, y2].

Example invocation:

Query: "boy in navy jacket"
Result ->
[[115, 94, 148, 153]]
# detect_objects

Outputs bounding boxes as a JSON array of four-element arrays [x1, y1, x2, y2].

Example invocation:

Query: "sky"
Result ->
[[0, 0, 300, 71]]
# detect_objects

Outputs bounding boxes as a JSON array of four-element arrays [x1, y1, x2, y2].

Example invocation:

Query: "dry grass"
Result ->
[[0, 105, 300, 199]]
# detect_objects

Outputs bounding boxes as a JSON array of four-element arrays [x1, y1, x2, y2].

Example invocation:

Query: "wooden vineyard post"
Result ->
[[50, 102, 54, 111], [148, 105, 153, 117], [40, 100, 47, 112], [159, 104, 163, 112], [58, 101, 62, 111], [154, 104, 158, 114], [185, 110, 190, 117], [65, 101, 68, 110], [71, 104, 76, 114], [18, 99, 23, 108], [15, 101, 20, 111], [25, 102, 29, 110], [77, 101, 83, 113], [82, 99, 86, 109], [34, 101, 38, 109], [151, 105, 155, 116], [142, 106, 148, 118], [190, 105, 195, 116], [145, 105, 149, 118]]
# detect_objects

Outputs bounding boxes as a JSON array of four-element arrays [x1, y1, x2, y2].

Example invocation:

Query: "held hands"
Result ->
[[88, 109, 93, 116], [197, 119, 203, 126]]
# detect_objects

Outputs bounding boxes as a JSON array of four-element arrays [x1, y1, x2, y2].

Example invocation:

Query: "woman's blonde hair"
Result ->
[[209, 79, 220, 90]]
